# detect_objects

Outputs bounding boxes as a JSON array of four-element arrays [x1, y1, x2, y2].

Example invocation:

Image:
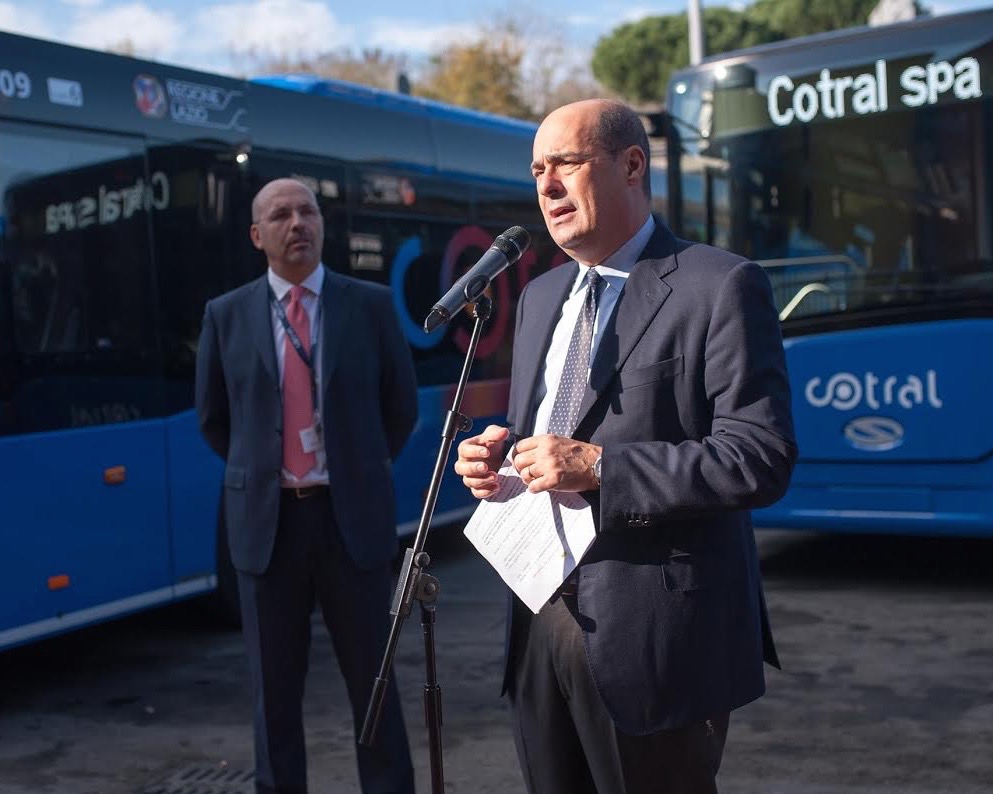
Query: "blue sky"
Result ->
[[1, 0, 991, 77]]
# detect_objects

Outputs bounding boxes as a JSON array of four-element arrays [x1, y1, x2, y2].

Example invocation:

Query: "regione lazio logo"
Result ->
[[133, 74, 167, 118]]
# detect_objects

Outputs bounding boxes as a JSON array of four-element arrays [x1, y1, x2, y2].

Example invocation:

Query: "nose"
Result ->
[[536, 170, 563, 199], [288, 210, 308, 231]]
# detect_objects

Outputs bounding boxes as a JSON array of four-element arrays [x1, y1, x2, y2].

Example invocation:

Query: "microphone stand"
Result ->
[[360, 295, 492, 794]]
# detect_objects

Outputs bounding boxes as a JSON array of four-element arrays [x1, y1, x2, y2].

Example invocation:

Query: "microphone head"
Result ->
[[492, 226, 530, 262]]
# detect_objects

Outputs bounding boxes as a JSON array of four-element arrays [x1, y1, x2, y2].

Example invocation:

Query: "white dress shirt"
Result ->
[[532, 216, 656, 436], [268, 264, 329, 486]]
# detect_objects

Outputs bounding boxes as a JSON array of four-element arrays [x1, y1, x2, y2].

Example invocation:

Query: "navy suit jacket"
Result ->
[[195, 267, 418, 574], [504, 220, 797, 734]]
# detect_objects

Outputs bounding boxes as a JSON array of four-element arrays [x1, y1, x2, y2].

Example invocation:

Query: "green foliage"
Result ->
[[748, 0, 879, 38], [592, 7, 775, 104], [592, 0, 919, 104]]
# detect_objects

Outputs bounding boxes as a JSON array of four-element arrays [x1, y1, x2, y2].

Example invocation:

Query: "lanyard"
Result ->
[[269, 285, 322, 427]]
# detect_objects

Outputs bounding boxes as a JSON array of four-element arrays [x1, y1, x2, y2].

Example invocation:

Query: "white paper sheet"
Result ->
[[462, 458, 597, 614]]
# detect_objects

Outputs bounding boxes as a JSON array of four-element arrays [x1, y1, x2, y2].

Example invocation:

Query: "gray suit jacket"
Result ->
[[195, 267, 418, 573], [504, 220, 797, 734]]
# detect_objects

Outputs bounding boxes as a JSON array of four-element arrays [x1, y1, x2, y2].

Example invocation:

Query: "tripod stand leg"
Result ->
[[421, 600, 444, 794]]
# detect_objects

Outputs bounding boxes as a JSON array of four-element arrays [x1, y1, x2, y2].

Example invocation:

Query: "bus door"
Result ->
[[0, 122, 171, 645], [147, 142, 253, 592]]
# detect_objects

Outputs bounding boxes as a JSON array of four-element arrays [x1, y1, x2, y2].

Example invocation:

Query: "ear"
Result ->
[[625, 145, 647, 186], [249, 223, 263, 251]]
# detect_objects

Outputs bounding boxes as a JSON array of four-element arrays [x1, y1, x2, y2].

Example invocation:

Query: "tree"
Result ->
[[748, 0, 878, 38], [592, 7, 775, 104], [246, 48, 410, 92], [592, 0, 924, 104], [416, 26, 534, 119], [242, 16, 603, 121]]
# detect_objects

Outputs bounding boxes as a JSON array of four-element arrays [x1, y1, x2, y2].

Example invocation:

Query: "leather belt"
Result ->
[[282, 484, 329, 499]]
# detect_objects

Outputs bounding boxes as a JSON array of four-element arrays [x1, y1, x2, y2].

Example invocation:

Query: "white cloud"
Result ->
[[66, 3, 182, 58], [368, 19, 479, 54], [60, 0, 104, 8], [0, 3, 54, 39], [190, 0, 352, 60], [619, 6, 661, 24]]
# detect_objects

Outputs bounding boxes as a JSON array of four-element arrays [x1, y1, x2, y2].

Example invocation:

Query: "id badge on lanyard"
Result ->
[[270, 286, 323, 446]]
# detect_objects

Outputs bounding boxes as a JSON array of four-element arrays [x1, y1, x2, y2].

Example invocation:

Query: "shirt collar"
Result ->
[[267, 263, 325, 301], [570, 215, 656, 295]]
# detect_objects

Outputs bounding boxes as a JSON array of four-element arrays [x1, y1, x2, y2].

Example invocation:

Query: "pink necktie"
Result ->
[[282, 285, 316, 479]]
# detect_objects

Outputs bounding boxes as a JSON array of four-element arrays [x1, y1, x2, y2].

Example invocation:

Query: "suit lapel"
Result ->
[[320, 269, 353, 395], [250, 277, 279, 384], [574, 222, 679, 430], [518, 263, 577, 435]]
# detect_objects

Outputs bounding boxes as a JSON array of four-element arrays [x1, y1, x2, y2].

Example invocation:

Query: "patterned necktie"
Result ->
[[282, 285, 316, 478], [546, 269, 605, 438]]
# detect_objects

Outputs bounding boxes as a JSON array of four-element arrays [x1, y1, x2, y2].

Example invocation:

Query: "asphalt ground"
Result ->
[[1, 528, 991, 793]]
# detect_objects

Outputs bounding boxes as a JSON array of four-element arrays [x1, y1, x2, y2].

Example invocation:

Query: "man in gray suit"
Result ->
[[455, 100, 797, 792], [196, 178, 417, 794]]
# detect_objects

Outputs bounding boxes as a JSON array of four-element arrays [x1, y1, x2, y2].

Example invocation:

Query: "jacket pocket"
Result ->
[[618, 355, 684, 390], [224, 466, 246, 489], [661, 551, 711, 592]]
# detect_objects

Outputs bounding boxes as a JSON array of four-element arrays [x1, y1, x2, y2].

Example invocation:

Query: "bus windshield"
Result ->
[[666, 18, 993, 325]]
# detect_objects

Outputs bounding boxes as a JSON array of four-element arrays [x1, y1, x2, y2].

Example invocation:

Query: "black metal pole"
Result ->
[[360, 296, 493, 794]]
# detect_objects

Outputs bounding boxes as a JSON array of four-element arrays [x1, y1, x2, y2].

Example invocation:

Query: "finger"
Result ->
[[458, 441, 495, 461], [513, 435, 539, 454], [527, 476, 550, 494], [480, 424, 510, 443], [463, 475, 498, 492], [510, 450, 536, 473], [454, 459, 493, 477]]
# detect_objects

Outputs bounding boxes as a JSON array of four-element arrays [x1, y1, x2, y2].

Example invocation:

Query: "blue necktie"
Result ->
[[546, 269, 605, 438]]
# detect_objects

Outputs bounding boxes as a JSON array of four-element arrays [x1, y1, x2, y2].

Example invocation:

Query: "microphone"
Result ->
[[423, 226, 530, 332]]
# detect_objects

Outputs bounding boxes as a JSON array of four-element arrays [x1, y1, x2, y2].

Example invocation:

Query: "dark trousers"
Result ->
[[237, 489, 414, 794], [509, 594, 729, 794]]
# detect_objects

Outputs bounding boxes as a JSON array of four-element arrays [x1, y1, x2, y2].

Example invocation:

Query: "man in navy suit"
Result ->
[[196, 178, 417, 794], [455, 100, 797, 792]]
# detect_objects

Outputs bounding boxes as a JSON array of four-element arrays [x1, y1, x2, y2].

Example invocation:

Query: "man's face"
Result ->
[[250, 180, 324, 276], [531, 104, 632, 265]]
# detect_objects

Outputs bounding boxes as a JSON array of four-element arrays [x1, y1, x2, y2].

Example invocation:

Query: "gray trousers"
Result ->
[[237, 489, 414, 794], [509, 593, 729, 794]]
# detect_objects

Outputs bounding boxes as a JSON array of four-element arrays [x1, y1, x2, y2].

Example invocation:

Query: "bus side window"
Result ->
[[0, 122, 161, 435]]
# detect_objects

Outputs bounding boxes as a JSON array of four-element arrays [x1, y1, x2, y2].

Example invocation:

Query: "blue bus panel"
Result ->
[[754, 319, 993, 536], [665, 10, 993, 538], [0, 31, 550, 649]]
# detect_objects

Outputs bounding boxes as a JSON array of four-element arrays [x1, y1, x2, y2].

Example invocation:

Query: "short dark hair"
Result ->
[[594, 101, 651, 198]]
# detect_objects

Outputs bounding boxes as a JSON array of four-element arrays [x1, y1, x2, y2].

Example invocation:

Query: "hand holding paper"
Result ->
[[462, 456, 596, 613]]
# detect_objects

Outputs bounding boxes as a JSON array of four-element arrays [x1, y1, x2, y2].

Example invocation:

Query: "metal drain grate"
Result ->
[[137, 763, 254, 794]]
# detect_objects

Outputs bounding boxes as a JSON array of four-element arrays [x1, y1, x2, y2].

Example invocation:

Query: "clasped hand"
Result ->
[[454, 424, 601, 497]]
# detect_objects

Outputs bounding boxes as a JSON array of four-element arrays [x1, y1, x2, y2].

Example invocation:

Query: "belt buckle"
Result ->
[[294, 486, 316, 499]]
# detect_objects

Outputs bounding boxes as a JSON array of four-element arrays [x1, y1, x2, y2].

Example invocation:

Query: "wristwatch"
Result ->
[[592, 455, 602, 487]]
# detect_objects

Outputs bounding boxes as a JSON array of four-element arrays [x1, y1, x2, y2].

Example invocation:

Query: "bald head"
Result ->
[[251, 178, 317, 223], [531, 99, 651, 265], [545, 99, 652, 198], [250, 178, 324, 282]]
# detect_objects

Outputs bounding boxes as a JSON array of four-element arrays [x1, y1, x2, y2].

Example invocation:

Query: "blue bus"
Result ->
[[0, 32, 572, 649], [664, 9, 993, 536]]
